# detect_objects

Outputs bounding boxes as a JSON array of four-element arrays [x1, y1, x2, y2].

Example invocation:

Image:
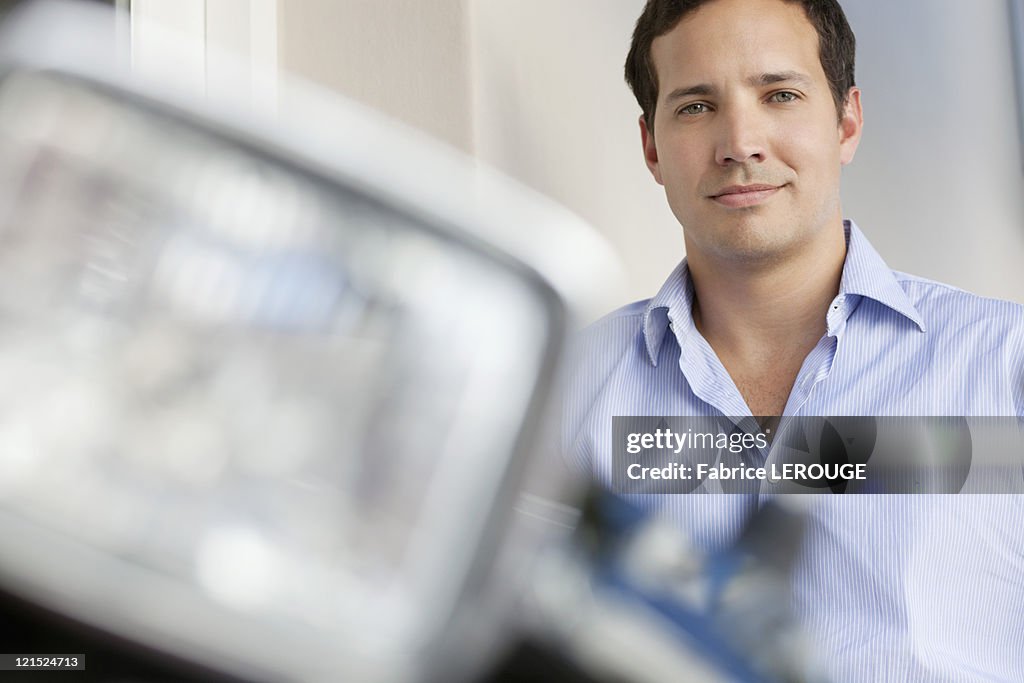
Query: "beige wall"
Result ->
[[129, 0, 1024, 310], [469, 1, 682, 305], [276, 0, 474, 154]]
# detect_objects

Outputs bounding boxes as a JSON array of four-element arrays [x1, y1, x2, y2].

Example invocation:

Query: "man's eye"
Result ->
[[678, 103, 710, 116], [768, 91, 798, 103]]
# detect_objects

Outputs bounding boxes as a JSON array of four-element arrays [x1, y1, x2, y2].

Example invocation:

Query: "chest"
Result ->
[[730, 368, 798, 416], [723, 351, 807, 417]]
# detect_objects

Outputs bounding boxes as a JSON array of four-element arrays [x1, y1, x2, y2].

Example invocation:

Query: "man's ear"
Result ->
[[838, 87, 863, 166], [640, 115, 664, 185]]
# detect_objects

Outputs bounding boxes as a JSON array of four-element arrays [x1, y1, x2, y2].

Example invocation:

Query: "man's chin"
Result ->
[[708, 241, 795, 266], [687, 222, 802, 265]]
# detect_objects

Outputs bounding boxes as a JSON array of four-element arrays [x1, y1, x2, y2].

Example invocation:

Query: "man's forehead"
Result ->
[[672, 0, 815, 35], [650, 0, 822, 86]]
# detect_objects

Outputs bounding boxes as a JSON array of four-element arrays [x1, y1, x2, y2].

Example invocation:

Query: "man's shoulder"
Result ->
[[582, 299, 649, 334], [570, 298, 656, 363], [895, 275, 1024, 418], [564, 299, 652, 387], [561, 299, 653, 468], [892, 270, 1024, 329]]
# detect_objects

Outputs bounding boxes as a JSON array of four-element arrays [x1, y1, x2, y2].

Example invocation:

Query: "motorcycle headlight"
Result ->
[[0, 2, 619, 681]]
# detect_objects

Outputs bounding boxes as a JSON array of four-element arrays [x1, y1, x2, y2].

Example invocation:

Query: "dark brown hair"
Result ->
[[625, 0, 856, 128]]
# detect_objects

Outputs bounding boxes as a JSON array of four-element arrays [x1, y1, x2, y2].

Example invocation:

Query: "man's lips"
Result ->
[[709, 184, 783, 208]]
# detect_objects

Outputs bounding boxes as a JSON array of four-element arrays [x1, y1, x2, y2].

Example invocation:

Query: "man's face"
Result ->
[[641, 0, 862, 264]]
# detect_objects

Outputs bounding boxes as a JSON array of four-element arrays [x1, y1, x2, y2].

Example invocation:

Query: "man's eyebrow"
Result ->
[[749, 70, 814, 88], [664, 83, 715, 102], [663, 71, 815, 104]]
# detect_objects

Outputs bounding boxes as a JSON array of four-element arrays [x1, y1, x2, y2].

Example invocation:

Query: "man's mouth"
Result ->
[[710, 184, 783, 208]]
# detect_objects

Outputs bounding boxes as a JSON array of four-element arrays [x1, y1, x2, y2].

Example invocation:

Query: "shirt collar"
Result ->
[[641, 219, 926, 366], [642, 259, 694, 366], [839, 220, 926, 333]]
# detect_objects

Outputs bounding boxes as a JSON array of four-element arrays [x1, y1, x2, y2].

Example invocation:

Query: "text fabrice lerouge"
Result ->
[[626, 461, 867, 482]]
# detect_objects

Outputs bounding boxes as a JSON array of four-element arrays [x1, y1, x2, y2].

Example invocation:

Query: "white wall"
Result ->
[[130, 0, 278, 108], [130, 0, 207, 93], [841, 0, 1024, 303]]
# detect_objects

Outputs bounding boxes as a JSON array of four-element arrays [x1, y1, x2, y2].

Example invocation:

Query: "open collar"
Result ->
[[641, 220, 926, 366]]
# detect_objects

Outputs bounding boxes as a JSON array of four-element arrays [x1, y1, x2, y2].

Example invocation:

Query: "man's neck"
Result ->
[[687, 224, 847, 362]]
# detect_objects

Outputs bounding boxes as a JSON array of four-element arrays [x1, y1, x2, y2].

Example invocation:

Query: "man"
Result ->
[[563, 0, 1024, 680]]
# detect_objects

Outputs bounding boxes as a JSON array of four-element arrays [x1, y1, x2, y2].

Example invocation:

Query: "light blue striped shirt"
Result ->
[[563, 221, 1024, 682]]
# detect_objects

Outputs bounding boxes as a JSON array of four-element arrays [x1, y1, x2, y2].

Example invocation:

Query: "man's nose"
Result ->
[[714, 104, 767, 166]]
